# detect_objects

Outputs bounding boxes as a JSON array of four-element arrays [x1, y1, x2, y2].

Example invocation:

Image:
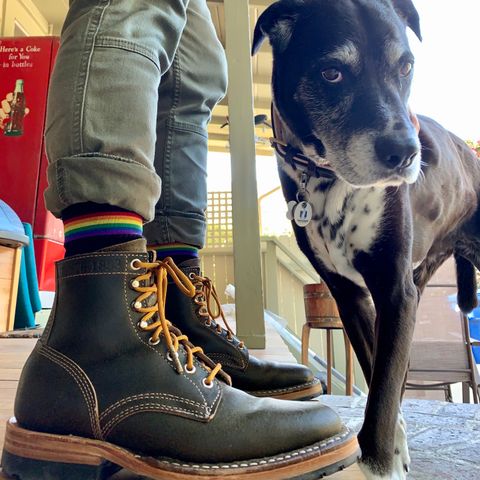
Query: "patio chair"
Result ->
[[407, 286, 480, 403]]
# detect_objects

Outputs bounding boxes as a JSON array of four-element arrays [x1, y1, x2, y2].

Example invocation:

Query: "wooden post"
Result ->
[[224, 0, 265, 348]]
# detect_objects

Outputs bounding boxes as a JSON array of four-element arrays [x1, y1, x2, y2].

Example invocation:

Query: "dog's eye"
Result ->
[[322, 68, 343, 83], [399, 62, 413, 77]]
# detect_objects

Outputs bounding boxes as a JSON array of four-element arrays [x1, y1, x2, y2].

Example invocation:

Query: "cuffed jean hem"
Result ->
[[143, 210, 206, 249], [44, 154, 162, 222]]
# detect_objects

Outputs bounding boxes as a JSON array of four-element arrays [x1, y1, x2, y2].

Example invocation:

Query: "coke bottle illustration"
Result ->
[[4, 79, 26, 136]]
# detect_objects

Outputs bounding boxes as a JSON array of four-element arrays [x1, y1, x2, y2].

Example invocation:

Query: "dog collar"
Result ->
[[269, 137, 337, 180], [270, 104, 337, 181]]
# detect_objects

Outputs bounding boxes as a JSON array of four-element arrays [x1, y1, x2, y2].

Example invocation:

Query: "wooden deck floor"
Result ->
[[0, 333, 363, 479]]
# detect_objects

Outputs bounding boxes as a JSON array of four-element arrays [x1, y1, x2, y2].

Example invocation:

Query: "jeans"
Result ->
[[44, 0, 227, 248]]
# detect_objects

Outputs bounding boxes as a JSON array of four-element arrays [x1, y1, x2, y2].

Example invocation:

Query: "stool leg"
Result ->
[[301, 323, 311, 365], [462, 383, 470, 404], [343, 331, 354, 396], [327, 329, 333, 394]]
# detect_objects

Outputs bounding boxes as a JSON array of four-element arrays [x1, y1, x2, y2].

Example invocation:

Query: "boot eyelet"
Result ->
[[133, 301, 143, 310], [149, 337, 160, 346], [130, 259, 142, 271], [167, 352, 173, 361], [204, 320, 212, 327], [188, 272, 196, 280], [185, 364, 196, 374], [227, 336, 234, 342], [137, 320, 148, 329], [202, 378, 214, 389], [131, 280, 140, 289]]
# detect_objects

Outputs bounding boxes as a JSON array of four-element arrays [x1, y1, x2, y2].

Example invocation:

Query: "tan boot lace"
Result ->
[[131, 257, 222, 386], [191, 274, 245, 349]]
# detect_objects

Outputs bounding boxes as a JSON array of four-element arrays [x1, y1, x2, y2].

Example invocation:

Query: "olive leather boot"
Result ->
[[2, 240, 358, 479], [165, 258, 322, 400]]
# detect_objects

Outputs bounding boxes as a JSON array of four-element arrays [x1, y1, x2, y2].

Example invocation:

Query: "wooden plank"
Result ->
[[0, 382, 17, 389], [0, 370, 21, 381]]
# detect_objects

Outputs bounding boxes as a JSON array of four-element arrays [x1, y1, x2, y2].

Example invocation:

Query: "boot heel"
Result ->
[[1, 449, 121, 480]]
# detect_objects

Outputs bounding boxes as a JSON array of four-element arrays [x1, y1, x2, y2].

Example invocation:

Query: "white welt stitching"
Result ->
[[158, 430, 351, 470]]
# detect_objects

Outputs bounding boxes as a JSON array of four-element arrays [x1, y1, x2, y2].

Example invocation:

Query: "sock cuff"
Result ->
[[64, 211, 143, 242]]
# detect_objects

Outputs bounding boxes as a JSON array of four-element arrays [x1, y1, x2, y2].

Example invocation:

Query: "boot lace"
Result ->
[[131, 256, 222, 386], [190, 274, 245, 349]]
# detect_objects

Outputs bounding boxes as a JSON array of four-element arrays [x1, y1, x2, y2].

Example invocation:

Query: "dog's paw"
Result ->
[[358, 413, 410, 480], [358, 460, 407, 480], [358, 460, 388, 479], [393, 411, 410, 477]]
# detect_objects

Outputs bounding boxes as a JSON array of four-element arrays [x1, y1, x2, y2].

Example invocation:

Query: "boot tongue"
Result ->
[[98, 238, 147, 253]]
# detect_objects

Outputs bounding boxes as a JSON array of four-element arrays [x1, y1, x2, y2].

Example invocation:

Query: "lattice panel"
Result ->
[[206, 191, 233, 248]]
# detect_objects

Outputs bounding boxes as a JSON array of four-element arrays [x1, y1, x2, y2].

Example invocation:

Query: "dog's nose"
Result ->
[[375, 136, 419, 170]]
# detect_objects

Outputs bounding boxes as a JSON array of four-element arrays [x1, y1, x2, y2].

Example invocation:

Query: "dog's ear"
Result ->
[[391, 0, 422, 41], [252, 0, 303, 55]]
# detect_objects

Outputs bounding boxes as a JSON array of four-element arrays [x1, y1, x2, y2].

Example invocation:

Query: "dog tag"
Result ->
[[294, 201, 313, 227], [286, 200, 297, 220]]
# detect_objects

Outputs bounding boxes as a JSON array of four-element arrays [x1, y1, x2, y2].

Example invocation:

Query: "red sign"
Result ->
[[0, 37, 63, 292]]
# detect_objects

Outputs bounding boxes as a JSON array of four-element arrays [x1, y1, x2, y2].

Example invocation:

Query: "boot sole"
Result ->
[[249, 380, 324, 401], [2, 417, 359, 479]]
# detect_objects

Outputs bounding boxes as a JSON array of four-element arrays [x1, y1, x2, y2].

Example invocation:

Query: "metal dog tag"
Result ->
[[294, 201, 313, 227], [286, 200, 297, 220]]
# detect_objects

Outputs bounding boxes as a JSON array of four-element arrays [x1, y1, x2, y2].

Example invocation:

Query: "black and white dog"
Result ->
[[253, 0, 480, 478]]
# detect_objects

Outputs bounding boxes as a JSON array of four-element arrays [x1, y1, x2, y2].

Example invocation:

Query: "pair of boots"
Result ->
[[2, 240, 358, 479]]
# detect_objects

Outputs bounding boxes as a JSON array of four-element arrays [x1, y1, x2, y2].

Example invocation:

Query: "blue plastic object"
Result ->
[[14, 223, 42, 329], [0, 200, 28, 247], [467, 301, 480, 364], [451, 292, 480, 363], [0, 200, 40, 330]]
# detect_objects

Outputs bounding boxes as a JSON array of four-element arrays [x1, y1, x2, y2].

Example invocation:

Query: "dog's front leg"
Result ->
[[355, 190, 417, 479], [326, 272, 375, 384], [329, 273, 410, 478]]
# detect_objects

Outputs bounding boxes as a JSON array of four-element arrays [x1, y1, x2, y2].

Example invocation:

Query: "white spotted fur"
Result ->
[[281, 161, 385, 289]]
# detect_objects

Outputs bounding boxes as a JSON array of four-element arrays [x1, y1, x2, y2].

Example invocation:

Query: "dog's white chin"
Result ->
[[403, 156, 422, 184]]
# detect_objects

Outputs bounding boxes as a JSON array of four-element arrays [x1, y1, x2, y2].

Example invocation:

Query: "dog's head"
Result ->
[[253, 0, 422, 187]]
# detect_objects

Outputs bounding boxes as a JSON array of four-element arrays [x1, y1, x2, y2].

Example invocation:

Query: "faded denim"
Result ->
[[44, 0, 227, 248]]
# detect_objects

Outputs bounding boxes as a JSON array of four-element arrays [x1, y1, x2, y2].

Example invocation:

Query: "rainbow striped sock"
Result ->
[[62, 203, 143, 256], [149, 242, 199, 264]]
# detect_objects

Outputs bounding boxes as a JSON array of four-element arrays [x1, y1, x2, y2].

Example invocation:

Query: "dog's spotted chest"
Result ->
[[303, 179, 386, 288]]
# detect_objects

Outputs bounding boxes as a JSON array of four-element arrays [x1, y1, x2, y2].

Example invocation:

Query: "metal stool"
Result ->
[[302, 283, 354, 395]]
